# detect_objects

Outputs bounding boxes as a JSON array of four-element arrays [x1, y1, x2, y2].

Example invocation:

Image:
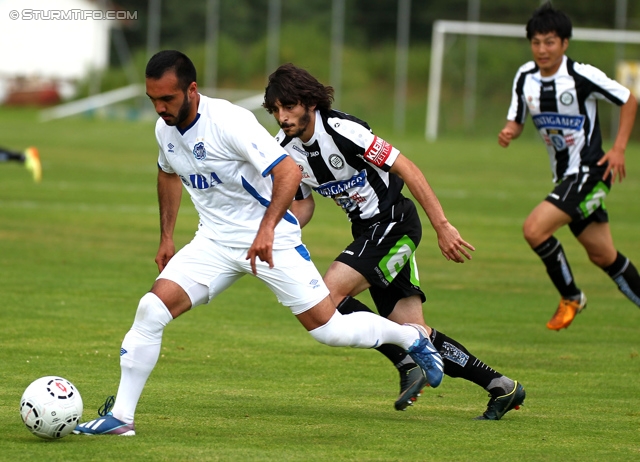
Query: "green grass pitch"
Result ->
[[0, 107, 638, 461]]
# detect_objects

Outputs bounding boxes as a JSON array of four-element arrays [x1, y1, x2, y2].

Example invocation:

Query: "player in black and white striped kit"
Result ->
[[264, 63, 525, 420], [499, 2, 640, 330]]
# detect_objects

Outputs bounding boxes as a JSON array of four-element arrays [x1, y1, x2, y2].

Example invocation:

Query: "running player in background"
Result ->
[[498, 2, 640, 330], [263, 63, 525, 420]]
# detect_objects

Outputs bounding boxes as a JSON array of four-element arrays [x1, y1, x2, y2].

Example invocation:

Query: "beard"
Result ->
[[161, 91, 191, 127], [280, 109, 311, 139]]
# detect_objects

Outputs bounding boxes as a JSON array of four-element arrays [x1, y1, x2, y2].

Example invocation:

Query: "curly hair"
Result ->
[[263, 63, 334, 114]]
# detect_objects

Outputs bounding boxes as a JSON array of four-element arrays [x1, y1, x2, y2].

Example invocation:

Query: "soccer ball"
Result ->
[[19, 376, 83, 440]]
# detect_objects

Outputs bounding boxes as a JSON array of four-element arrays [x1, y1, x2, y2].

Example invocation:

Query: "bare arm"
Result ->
[[390, 154, 474, 263], [290, 194, 315, 228], [155, 169, 183, 272], [246, 156, 303, 275], [498, 120, 524, 148], [598, 95, 638, 182]]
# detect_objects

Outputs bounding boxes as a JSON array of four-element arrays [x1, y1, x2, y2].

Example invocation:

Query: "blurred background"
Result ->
[[1, 0, 640, 139]]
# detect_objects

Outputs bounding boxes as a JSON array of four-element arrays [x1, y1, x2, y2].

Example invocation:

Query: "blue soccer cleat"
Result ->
[[73, 396, 135, 436], [404, 324, 444, 388]]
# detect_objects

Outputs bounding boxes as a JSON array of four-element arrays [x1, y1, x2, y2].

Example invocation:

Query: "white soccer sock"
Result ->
[[111, 292, 173, 424], [308, 310, 417, 350]]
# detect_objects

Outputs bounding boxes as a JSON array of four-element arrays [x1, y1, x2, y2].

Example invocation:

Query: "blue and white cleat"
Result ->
[[73, 396, 135, 436], [404, 324, 444, 388]]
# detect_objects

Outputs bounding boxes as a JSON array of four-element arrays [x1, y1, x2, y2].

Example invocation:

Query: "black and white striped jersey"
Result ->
[[507, 55, 631, 183], [275, 109, 404, 223]]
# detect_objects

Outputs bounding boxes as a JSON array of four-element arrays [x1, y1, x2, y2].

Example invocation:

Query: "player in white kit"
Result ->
[[74, 50, 443, 435]]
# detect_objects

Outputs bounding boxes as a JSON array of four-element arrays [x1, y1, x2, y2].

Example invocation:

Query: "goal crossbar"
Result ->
[[426, 20, 640, 140]]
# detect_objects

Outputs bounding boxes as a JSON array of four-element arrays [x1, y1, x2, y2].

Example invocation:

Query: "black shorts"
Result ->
[[335, 196, 426, 318], [545, 166, 611, 237]]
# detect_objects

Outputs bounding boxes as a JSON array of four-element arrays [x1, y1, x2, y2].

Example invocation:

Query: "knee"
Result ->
[[587, 250, 615, 269], [523, 217, 554, 248], [133, 292, 173, 337], [522, 218, 539, 246], [308, 311, 351, 347]]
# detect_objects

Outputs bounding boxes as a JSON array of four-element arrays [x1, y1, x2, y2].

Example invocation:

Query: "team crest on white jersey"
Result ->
[[560, 91, 574, 105], [193, 141, 207, 160], [329, 154, 344, 169]]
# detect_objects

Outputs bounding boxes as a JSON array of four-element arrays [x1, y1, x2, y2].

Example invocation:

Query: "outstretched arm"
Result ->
[[598, 95, 638, 183], [246, 156, 302, 274], [390, 154, 474, 263], [156, 169, 183, 272]]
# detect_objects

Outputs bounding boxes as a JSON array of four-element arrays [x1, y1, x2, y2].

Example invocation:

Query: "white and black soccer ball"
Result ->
[[19, 376, 83, 440]]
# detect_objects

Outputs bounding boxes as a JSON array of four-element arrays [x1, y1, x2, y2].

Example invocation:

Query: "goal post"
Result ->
[[426, 20, 640, 140]]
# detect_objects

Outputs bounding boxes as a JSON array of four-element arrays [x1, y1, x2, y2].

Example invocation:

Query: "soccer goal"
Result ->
[[426, 20, 640, 140]]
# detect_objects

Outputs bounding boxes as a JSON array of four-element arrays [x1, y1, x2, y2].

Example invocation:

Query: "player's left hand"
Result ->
[[598, 147, 626, 183], [437, 223, 475, 263], [246, 228, 275, 275]]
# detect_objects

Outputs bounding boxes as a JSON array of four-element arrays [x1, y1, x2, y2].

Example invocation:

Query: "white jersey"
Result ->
[[155, 95, 302, 249], [507, 55, 630, 182]]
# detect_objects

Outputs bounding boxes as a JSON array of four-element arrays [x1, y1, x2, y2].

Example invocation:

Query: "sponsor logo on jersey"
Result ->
[[179, 172, 223, 190], [329, 154, 344, 169], [350, 192, 366, 204], [364, 136, 392, 167], [549, 133, 567, 151], [167, 143, 174, 153], [560, 91, 574, 105], [333, 192, 358, 213], [292, 144, 319, 157], [297, 164, 310, 179], [532, 113, 585, 131], [314, 170, 367, 197], [193, 141, 207, 160]]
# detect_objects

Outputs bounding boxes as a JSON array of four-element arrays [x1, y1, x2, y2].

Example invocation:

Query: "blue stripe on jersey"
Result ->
[[261, 153, 288, 177], [295, 244, 311, 261], [241, 176, 299, 225]]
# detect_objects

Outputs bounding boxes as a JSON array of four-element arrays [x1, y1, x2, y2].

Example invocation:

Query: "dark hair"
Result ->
[[145, 50, 197, 91], [263, 63, 334, 114], [526, 1, 572, 41]]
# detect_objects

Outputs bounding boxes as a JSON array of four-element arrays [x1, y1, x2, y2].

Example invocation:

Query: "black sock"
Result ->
[[430, 329, 514, 396], [603, 252, 640, 307], [337, 296, 413, 369], [533, 236, 581, 298]]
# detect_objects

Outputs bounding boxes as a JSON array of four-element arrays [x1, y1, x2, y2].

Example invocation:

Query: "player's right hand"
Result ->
[[498, 127, 514, 147], [155, 239, 176, 273]]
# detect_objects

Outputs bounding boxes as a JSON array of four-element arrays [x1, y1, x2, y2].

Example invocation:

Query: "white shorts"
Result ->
[[158, 234, 330, 315]]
